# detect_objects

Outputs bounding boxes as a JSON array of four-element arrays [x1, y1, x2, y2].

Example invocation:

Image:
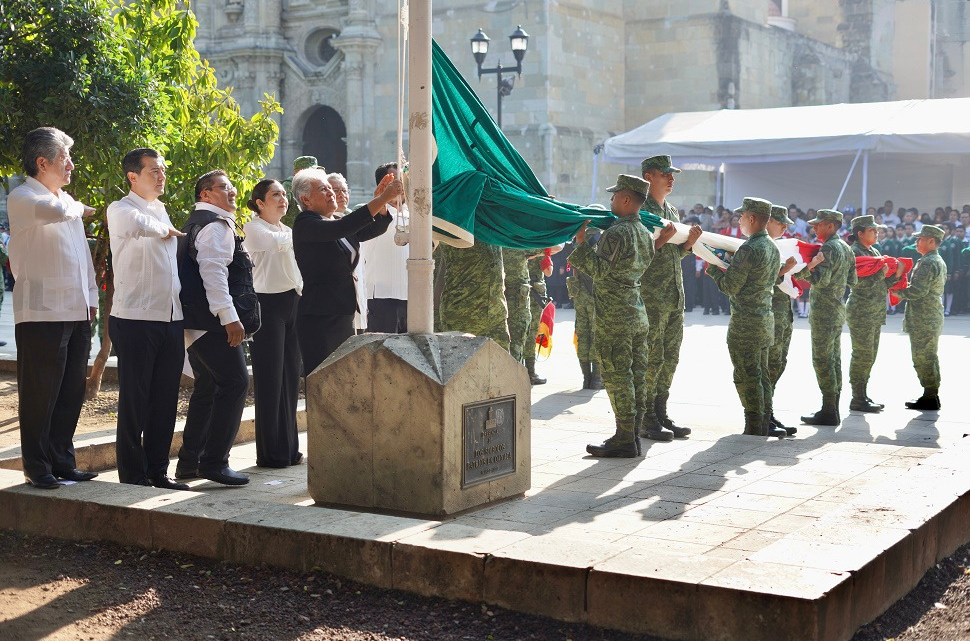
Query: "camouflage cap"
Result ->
[[293, 156, 319, 171], [851, 214, 883, 230], [770, 205, 793, 225], [808, 208, 843, 225], [913, 224, 944, 241], [606, 174, 650, 197], [732, 206, 743, 216], [740, 197, 772, 217], [640, 155, 681, 175]]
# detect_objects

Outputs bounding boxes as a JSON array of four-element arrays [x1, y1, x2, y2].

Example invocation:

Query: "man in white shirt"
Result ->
[[106, 148, 189, 490], [364, 162, 409, 333], [174, 170, 255, 486], [8, 126, 99, 489]]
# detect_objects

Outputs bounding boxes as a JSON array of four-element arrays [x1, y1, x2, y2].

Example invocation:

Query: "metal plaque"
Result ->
[[462, 396, 516, 488]]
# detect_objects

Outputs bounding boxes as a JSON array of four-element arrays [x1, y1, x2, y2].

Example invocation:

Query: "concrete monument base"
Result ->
[[305, 333, 531, 517]]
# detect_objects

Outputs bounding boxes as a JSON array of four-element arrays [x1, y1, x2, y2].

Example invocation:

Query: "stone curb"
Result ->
[[2, 437, 970, 640]]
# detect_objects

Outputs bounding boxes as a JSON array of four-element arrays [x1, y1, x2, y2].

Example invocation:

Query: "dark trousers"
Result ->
[[178, 330, 249, 473], [367, 298, 407, 333], [297, 313, 354, 376], [251, 290, 301, 467], [15, 320, 91, 480], [109, 316, 184, 483]]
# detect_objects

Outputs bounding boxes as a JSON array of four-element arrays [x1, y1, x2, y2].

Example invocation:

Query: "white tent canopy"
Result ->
[[599, 98, 970, 213]]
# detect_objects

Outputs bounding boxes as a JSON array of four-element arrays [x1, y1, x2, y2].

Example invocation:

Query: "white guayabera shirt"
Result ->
[[7, 176, 98, 324]]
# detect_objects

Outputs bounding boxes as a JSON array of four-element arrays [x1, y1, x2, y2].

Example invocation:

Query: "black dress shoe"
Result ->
[[0, 341, 7, 347], [150, 476, 191, 491], [55, 468, 98, 482], [199, 467, 249, 486], [25, 474, 61, 489], [174, 466, 198, 480], [291, 452, 304, 465]]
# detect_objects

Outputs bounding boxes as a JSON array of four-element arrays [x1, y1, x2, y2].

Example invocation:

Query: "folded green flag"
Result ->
[[431, 40, 661, 249]]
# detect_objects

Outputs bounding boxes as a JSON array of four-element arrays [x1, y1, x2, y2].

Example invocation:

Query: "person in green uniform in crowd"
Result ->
[[566, 222, 604, 390], [706, 198, 786, 437], [524, 251, 553, 384], [638, 155, 702, 441], [435, 241, 510, 351], [503, 248, 532, 363], [897, 225, 947, 410], [570, 174, 655, 457], [845, 215, 906, 413], [281, 156, 320, 227], [797, 209, 858, 426], [939, 222, 960, 316], [765, 205, 799, 435]]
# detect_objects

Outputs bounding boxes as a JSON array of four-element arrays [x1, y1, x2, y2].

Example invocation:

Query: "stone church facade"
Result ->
[[186, 0, 970, 207]]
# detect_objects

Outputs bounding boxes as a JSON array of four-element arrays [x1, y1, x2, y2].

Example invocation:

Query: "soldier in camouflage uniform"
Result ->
[[436, 241, 511, 351], [503, 248, 532, 362], [898, 225, 947, 410], [281, 156, 320, 228], [846, 215, 905, 413], [524, 253, 552, 384], [707, 198, 786, 437], [567, 239, 603, 390], [638, 156, 702, 440], [570, 175, 655, 457], [765, 205, 799, 435], [797, 209, 858, 426]]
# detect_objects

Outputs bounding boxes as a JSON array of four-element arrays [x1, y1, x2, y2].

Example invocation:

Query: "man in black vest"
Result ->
[[292, 167, 403, 376], [175, 170, 257, 486]]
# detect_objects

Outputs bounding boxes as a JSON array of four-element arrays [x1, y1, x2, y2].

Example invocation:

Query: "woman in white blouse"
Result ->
[[242, 179, 303, 468]]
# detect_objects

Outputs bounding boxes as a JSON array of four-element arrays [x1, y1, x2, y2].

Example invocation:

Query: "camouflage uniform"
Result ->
[[767, 283, 793, 401], [436, 241, 510, 350], [897, 228, 946, 401], [567, 268, 596, 362], [570, 214, 653, 424], [707, 200, 780, 435], [503, 248, 531, 361]]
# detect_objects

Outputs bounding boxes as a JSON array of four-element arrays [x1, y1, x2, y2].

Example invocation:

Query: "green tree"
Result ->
[[0, 0, 281, 396]]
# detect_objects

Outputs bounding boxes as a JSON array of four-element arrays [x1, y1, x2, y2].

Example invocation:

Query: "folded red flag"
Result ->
[[790, 241, 822, 297], [855, 255, 914, 306]]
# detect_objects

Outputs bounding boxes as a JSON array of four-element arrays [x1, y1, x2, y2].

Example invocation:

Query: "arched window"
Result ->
[[303, 106, 347, 178]]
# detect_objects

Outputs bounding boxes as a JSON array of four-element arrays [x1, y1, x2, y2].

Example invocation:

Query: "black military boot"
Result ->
[[849, 383, 882, 413], [743, 412, 762, 436], [905, 388, 941, 410], [589, 362, 604, 390], [580, 361, 592, 389], [587, 420, 638, 458], [632, 413, 644, 457], [525, 358, 546, 385], [655, 391, 691, 438], [637, 409, 674, 442], [771, 415, 797, 436], [801, 394, 840, 426], [764, 414, 787, 438]]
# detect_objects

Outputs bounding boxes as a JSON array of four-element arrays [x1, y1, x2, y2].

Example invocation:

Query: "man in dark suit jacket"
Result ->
[[292, 167, 404, 375]]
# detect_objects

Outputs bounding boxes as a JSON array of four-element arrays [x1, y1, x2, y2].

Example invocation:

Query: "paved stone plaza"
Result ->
[[1, 309, 968, 640]]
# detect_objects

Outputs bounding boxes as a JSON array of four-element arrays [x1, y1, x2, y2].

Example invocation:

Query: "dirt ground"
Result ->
[[1, 530, 969, 641]]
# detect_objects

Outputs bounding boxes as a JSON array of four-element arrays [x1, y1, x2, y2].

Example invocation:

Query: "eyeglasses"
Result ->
[[331, 187, 349, 194], [207, 184, 235, 193]]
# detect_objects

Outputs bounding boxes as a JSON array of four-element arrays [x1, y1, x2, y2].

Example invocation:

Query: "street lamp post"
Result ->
[[470, 26, 529, 128]]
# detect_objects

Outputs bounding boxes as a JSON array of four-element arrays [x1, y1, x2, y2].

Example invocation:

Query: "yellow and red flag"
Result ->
[[535, 301, 556, 359]]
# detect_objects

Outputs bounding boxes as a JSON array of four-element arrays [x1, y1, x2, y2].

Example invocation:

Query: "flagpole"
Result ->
[[406, 0, 434, 334]]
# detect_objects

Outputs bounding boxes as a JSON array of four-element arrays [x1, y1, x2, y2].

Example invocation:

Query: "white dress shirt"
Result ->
[[7, 176, 98, 324], [363, 203, 408, 300], [242, 217, 302, 295], [193, 202, 241, 325], [106, 191, 182, 322]]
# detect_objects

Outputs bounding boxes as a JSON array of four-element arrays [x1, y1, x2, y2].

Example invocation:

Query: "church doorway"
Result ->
[[302, 106, 347, 177]]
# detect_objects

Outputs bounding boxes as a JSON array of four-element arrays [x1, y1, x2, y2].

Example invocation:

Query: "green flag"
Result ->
[[431, 40, 660, 249]]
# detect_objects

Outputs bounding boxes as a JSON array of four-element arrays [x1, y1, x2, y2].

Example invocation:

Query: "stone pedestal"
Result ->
[[306, 333, 531, 517]]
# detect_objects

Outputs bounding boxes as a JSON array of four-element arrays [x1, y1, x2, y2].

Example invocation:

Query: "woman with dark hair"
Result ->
[[242, 179, 303, 468], [845, 215, 905, 413]]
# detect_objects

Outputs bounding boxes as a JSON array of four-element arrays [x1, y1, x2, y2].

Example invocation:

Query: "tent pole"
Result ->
[[406, 0, 434, 334], [834, 148, 863, 210], [861, 150, 869, 215], [715, 163, 724, 208]]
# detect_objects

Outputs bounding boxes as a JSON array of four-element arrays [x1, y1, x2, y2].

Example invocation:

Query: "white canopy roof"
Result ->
[[601, 98, 970, 166]]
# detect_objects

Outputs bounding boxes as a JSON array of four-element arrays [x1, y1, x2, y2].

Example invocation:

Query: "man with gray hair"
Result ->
[[8, 126, 99, 489]]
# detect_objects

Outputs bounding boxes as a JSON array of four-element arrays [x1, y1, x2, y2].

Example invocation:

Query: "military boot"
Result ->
[[637, 409, 674, 442], [587, 419, 638, 458], [580, 361, 592, 389], [655, 391, 691, 438], [589, 362, 604, 390], [849, 383, 882, 413], [764, 414, 787, 438], [905, 388, 941, 411], [771, 415, 797, 437], [525, 357, 546, 385], [801, 394, 840, 426], [743, 412, 763, 436], [632, 413, 644, 457]]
